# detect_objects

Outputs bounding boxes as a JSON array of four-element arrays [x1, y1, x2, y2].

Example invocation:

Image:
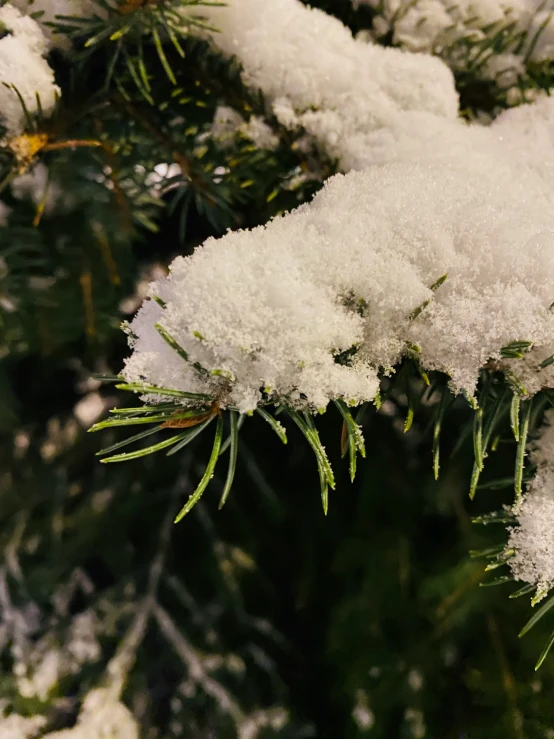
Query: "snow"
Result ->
[[10, 162, 68, 214], [0, 713, 46, 739], [481, 53, 525, 88], [210, 106, 279, 150], [391, 0, 527, 51], [123, 96, 554, 413], [17, 648, 61, 701], [11, 0, 104, 49], [354, 0, 554, 81], [525, 11, 554, 62], [0, 4, 60, 136], [0, 202, 11, 226], [0, 2, 49, 55], [41, 688, 138, 739], [14, 609, 101, 701], [508, 411, 554, 596], [196, 0, 459, 170]]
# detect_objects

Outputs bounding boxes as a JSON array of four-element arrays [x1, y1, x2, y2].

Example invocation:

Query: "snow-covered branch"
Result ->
[[195, 0, 458, 171], [123, 95, 554, 413]]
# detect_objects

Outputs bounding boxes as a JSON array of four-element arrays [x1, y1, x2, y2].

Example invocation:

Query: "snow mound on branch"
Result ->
[[508, 412, 554, 595], [123, 101, 554, 413], [0, 4, 60, 136], [197, 0, 459, 170]]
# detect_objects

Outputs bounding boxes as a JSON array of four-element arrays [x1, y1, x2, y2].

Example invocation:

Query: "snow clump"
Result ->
[[122, 98, 554, 414], [0, 4, 60, 136]]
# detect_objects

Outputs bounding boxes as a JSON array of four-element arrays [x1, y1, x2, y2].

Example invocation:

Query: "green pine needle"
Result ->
[[256, 407, 288, 444], [334, 401, 366, 456], [519, 594, 554, 638], [89, 408, 206, 431], [484, 550, 515, 571], [219, 411, 240, 509], [154, 323, 209, 378], [473, 407, 484, 471], [404, 406, 414, 433], [500, 340, 534, 359], [515, 399, 533, 502], [469, 387, 508, 499], [478, 576, 512, 587], [109, 404, 180, 415], [430, 273, 449, 291], [408, 273, 448, 321], [303, 412, 335, 485], [220, 413, 246, 455], [432, 384, 450, 480], [166, 415, 215, 457], [509, 584, 536, 599], [317, 458, 329, 516], [288, 410, 335, 513], [153, 26, 177, 85], [469, 543, 505, 559], [476, 477, 517, 491], [510, 394, 521, 441], [334, 400, 366, 483], [174, 414, 224, 522], [96, 425, 163, 456], [91, 374, 123, 383], [471, 509, 516, 525], [535, 628, 554, 671], [115, 382, 211, 400], [101, 430, 192, 463]]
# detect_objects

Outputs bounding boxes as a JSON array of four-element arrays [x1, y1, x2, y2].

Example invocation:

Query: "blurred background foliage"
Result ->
[[2, 1, 554, 737]]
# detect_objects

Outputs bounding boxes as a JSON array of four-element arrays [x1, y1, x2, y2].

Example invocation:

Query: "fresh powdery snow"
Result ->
[[194, 0, 459, 171], [508, 412, 554, 596], [123, 95, 554, 414], [0, 4, 60, 136]]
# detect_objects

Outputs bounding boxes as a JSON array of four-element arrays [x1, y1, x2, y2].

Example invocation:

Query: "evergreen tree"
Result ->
[[2, 1, 554, 737]]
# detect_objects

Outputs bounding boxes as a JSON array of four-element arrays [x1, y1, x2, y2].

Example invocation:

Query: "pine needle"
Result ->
[[219, 411, 239, 509], [174, 415, 224, 522]]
